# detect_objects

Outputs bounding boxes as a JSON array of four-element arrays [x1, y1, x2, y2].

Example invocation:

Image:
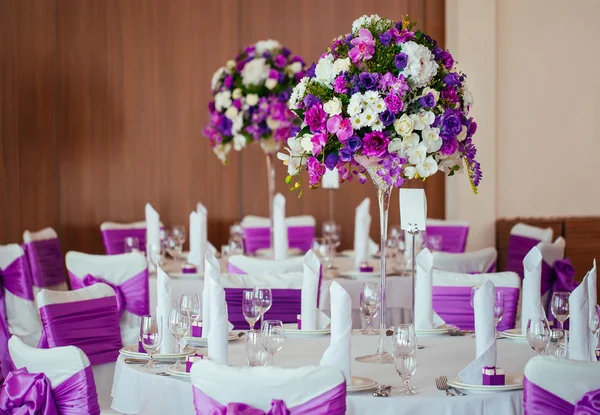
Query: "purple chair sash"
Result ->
[[542, 259, 579, 329], [432, 286, 519, 331], [506, 234, 541, 280], [0, 286, 10, 379], [68, 269, 149, 317], [243, 226, 315, 254], [38, 296, 122, 366], [524, 376, 600, 415], [23, 239, 66, 288], [192, 381, 346, 415], [1, 255, 34, 301], [101, 228, 147, 255], [425, 226, 469, 253], [227, 263, 246, 275], [226, 288, 301, 330]]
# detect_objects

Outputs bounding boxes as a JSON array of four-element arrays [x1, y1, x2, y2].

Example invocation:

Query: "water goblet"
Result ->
[[180, 293, 201, 325], [230, 223, 244, 238], [245, 330, 268, 366], [148, 243, 162, 268], [322, 221, 341, 253], [168, 307, 191, 370], [165, 233, 183, 262], [551, 291, 570, 330], [261, 320, 284, 365], [360, 282, 380, 335], [393, 324, 418, 395], [526, 318, 551, 355], [242, 290, 261, 331], [140, 315, 162, 368], [124, 236, 140, 253], [253, 286, 273, 323], [494, 290, 505, 333], [228, 235, 245, 256], [547, 329, 566, 358], [311, 237, 333, 270]]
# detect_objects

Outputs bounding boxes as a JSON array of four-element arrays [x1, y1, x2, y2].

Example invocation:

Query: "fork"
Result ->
[[440, 376, 466, 396], [435, 376, 455, 396]]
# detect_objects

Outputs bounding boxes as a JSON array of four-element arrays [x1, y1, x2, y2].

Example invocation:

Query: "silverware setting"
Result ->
[[124, 358, 175, 365], [435, 376, 465, 396], [154, 372, 171, 376], [372, 385, 392, 397]]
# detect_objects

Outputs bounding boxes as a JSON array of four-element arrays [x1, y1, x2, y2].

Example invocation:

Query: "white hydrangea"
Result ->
[[286, 61, 303, 75], [211, 67, 227, 91], [463, 83, 474, 112], [233, 134, 247, 151], [255, 39, 281, 55], [241, 58, 269, 87], [288, 77, 309, 110], [352, 14, 382, 33], [401, 41, 439, 88], [214, 90, 232, 112], [314, 54, 335, 87]]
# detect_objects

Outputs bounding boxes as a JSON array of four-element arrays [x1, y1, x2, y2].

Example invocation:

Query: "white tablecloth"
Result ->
[[111, 333, 533, 415], [151, 256, 412, 329]]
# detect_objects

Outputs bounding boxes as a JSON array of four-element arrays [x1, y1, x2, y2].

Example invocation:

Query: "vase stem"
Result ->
[[376, 185, 392, 356], [265, 152, 276, 253], [328, 190, 334, 223]]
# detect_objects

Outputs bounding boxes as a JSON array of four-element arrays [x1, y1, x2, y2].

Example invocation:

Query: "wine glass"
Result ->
[[322, 221, 341, 252], [124, 236, 140, 253], [168, 307, 191, 370], [253, 286, 273, 323], [242, 290, 261, 331], [140, 315, 162, 368], [180, 293, 201, 325], [221, 244, 231, 259], [547, 328, 567, 358], [245, 330, 267, 366], [228, 236, 245, 256], [261, 320, 284, 365], [551, 291, 570, 330], [360, 282, 380, 335], [165, 233, 183, 262], [393, 324, 418, 395], [526, 318, 551, 355], [230, 223, 244, 238], [311, 237, 333, 270], [494, 290, 505, 333]]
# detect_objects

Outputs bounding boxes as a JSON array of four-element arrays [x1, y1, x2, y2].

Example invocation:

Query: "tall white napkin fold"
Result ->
[[569, 270, 594, 361], [156, 266, 175, 353], [273, 194, 288, 261], [458, 279, 497, 384], [354, 198, 371, 269], [301, 251, 330, 330], [521, 247, 545, 333], [188, 209, 207, 273], [588, 260, 598, 352], [145, 203, 160, 269], [414, 248, 445, 330], [320, 282, 352, 385], [207, 270, 228, 365], [202, 250, 221, 339], [322, 168, 339, 189]]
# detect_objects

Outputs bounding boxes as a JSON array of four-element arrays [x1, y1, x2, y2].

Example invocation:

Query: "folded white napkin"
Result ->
[[354, 198, 371, 269], [521, 247, 545, 333], [322, 168, 339, 189], [241, 215, 316, 228], [414, 248, 445, 330], [569, 269, 594, 361], [301, 251, 330, 330], [273, 194, 288, 261], [207, 270, 228, 365], [320, 282, 352, 385], [156, 266, 175, 353], [458, 279, 497, 384], [228, 255, 304, 274], [188, 204, 208, 273], [145, 204, 160, 268], [202, 251, 221, 339]]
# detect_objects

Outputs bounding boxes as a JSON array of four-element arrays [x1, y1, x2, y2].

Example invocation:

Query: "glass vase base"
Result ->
[[355, 352, 394, 364]]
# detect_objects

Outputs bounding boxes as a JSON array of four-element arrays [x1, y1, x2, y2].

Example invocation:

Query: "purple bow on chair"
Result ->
[[524, 377, 600, 415], [0, 368, 58, 415], [81, 274, 126, 314]]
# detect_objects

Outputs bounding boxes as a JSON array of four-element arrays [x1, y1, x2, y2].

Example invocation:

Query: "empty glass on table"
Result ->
[[148, 243, 162, 268], [547, 329, 567, 358], [165, 232, 183, 262], [245, 330, 268, 366], [139, 315, 162, 369], [526, 318, 551, 355], [551, 291, 570, 330], [322, 221, 341, 254], [311, 237, 333, 270], [360, 281, 380, 335], [253, 286, 273, 323], [228, 236, 245, 256], [393, 324, 418, 395], [168, 307, 191, 370], [180, 293, 201, 326], [242, 290, 261, 331], [494, 290, 505, 334], [261, 320, 284, 366], [124, 236, 140, 253]]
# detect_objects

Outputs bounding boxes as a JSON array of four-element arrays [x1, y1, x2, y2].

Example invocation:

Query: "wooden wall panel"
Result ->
[[564, 218, 600, 282], [0, 0, 59, 244]]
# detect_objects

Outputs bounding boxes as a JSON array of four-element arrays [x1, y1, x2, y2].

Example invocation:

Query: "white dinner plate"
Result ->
[[415, 324, 455, 336], [340, 270, 379, 279], [185, 332, 241, 347], [448, 375, 523, 392], [347, 376, 377, 392], [255, 247, 303, 258], [119, 345, 195, 360], [283, 323, 330, 337], [500, 328, 527, 339], [166, 365, 190, 378]]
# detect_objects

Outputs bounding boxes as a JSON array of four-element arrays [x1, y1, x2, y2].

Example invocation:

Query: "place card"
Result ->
[[322, 168, 340, 189], [399, 189, 427, 232]]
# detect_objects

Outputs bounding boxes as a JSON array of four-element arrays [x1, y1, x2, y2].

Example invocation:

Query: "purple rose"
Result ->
[[441, 110, 463, 137], [274, 54, 286, 68], [282, 47, 291, 57], [394, 53, 408, 70], [306, 63, 316, 78], [443, 73, 461, 87], [467, 120, 477, 138], [384, 94, 403, 114], [303, 94, 321, 108], [419, 92, 435, 109], [324, 152, 339, 170], [307, 157, 326, 186], [379, 110, 396, 127], [440, 137, 458, 156], [361, 131, 390, 158], [232, 99, 242, 110], [333, 75, 348, 94], [347, 135, 363, 152], [278, 90, 291, 102], [379, 30, 393, 46], [304, 103, 327, 133], [217, 115, 233, 136], [359, 72, 379, 91], [338, 147, 353, 162]]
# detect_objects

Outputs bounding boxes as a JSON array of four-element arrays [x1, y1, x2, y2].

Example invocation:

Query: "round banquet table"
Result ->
[[151, 256, 412, 329], [111, 332, 534, 415]]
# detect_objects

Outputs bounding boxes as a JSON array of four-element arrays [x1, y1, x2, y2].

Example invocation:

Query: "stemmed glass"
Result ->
[[311, 237, 333, 270], [253, 286, 273, 323], [322, 221, 341, 255], [228, 236, 245, 256], [551, 291, 570, 330], [180, 293, 201, 327], [494, 290, 505, 334], [170, 226, 186, 261], [469, 286, 479, 308], [140, 315, 162, 368], [360, 282, 380, 335], [526, 318, 551, 355], [148, 243, 162, 268], [393, 324, 418, 395], [168, 307, 191, 370], [245, 330, 268, 366], [242, 290, 261, 331], [124, 236, 140, 253], [547, 329, 567, 358], [261, 320, 284, 365]]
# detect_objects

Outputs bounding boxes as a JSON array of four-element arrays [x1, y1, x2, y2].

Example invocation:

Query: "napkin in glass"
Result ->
[[414, 248, 445, 330], [273, 193, 289, 261], [188, 204, 208, 273], [156, 266, 175, 353], [320, 282, 352, 385], [301, 250, 330, 330], [354, 198, 371, 269], [521, 247, 545, 333]]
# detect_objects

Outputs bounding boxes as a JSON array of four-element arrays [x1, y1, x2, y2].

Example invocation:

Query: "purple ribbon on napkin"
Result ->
[[23, 238, 66, 288], [192, 381, 346, 415], [524, 376, 600, 415]]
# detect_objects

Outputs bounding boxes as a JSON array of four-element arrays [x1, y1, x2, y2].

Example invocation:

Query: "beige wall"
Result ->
[[446, 0, 600, 250]]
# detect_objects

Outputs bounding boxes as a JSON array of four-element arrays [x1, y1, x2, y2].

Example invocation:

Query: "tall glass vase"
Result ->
[[260, 138, 281, 254], [355, 163, 394, 364]]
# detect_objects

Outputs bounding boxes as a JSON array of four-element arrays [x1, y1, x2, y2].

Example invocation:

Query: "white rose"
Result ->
[[226, 60, 236, 70], [225, 106, 239, 120], [332, 57, 351, 76], [214, 90, 232, 111], [232, 88, 242, 99], [394, 114, 415, 138], [287, 62, 303, 74], [457, 125, 468, 142], [210, 67, 227, 91], [241, 58, 269, 86], [315, 54, 335, 87], [401, 41, 439, 88], [288, 77, 308, 110], [265, 78, 278, 90], [246, 93, 259, 106], [255, 39, 281, 55], [323, 97, 342, 115], [233, 134, 247, 151]]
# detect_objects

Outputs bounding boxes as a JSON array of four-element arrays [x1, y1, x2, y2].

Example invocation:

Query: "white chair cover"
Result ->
[[432, 247, 497, 274], [100, 221, 147, 230], [241, 215, 316, 228], [219, 272, 304, 289], [432, 270, 521, 288], [65, 251, 148, 345], [511, 223, 553, 242], [190, 360, 344, 412]]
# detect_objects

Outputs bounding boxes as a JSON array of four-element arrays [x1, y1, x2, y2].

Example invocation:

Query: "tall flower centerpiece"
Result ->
[[280, 15, 481, 363], [205, 40, 306, 250]]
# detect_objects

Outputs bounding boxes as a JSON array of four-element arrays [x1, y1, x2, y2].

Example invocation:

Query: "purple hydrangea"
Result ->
[[394, 53, 408, 70], [273, 54, 286, 68], [224, 75, 233, 89], [419, 92, 435, 109], [441, 87, 459, 104], [440, 110, 463, 137]]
